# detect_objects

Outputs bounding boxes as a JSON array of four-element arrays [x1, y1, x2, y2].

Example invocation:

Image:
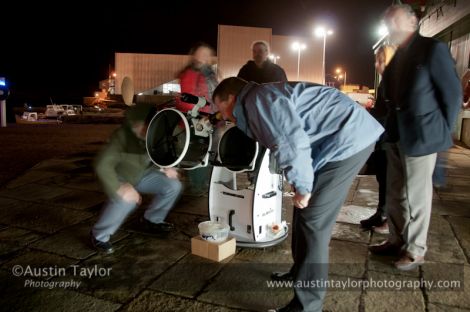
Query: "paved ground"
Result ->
[[0, 127, 469, 311]]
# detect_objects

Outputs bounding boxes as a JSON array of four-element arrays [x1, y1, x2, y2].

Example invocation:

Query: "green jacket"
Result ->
[[95, 123, 153, 199]]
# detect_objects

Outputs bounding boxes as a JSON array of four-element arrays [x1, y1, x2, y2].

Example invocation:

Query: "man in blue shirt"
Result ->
[[213, 77, 383, 312]]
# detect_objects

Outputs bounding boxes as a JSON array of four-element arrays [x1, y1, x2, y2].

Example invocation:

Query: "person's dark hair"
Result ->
[[189, 41, 214, 56], [212, 77, 248, 102]]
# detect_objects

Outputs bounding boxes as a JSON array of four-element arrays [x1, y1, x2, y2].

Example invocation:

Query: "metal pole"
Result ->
[[322, 35, 326, 85], [297, 49, 301, 81], [344, 71, 347, 86], [0, 100, 6, 127]]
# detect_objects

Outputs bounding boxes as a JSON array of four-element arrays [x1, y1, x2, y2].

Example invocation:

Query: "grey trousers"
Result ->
[[385, 142, 436, 257], [291, 144, 373, 312], [92, 169, 182, 242]]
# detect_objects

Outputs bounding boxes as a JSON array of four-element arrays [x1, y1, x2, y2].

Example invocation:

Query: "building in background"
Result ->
[[113, 24, 324, 97]]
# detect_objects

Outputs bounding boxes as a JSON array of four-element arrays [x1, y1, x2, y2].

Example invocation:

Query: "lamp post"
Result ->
[[268, 54, 280, 64], [315, 27, 333, 85], [335, 68, 347, 86], [292, 42, 306, 80]]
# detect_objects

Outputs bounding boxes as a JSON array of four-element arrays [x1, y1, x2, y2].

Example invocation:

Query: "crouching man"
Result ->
[[91, 104, 182, 254], [212, 78, 383, 312]]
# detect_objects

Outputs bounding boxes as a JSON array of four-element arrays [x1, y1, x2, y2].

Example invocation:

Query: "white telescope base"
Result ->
[[208, 150, 288, 248]]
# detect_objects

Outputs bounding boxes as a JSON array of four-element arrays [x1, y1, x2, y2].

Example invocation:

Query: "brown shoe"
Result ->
[[369, 240, 401, 256], [372, 221, 389, 235], [394, 253, 425, 271]]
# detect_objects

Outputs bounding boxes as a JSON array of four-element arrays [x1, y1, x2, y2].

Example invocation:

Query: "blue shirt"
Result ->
[[233, 82, 384, 195]]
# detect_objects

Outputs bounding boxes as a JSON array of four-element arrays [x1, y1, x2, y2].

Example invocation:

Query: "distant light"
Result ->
[[29, 106, 32, 109], [292, 42, 306, 51], [138, 93, 143, 96], [336, 68, 341, 74], [112, 73, 117, 78], [0, 80, 5, 87], [314, 26, 333, 38], [94, 92, 99, 97], [378, 24, 389, 37]]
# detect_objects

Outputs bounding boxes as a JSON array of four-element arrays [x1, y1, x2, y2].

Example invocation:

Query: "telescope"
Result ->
[[145, 93, 287, 247]]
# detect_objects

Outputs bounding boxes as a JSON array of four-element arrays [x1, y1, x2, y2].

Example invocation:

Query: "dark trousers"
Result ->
[[289, 144, 373, 312], [371, 149, 387, 216]]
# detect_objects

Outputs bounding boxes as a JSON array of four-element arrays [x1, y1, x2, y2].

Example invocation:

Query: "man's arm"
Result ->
[[95, 132, 124, 198], [247, 93, 314, 195], [430, 42, 463, 129]]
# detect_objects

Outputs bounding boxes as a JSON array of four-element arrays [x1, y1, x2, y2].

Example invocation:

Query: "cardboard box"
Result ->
[[191, 236, 236, 262]]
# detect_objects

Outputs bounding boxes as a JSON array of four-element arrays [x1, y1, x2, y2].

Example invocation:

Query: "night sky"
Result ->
[[1, 0, 392, 106]]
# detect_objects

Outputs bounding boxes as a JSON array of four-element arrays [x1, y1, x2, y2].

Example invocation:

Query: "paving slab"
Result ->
[[323, 274, 362, 312], [428, 303, 470, 311], [0, 202, 93, 234], [121, 290, 244, 312], [2, 250, 79, 280], [31, 222, 128, 260], [36, 173, 103, 192], [149, 253, 225, 298], [433, 200, 470, 217], [31, 158, 84, 173], [329, 240, 368, 278], [5, 171, 62, 189], [425, 265, 470, 309], [428, 213, 455, 236], [447, 216, 470, 262], [235, 242, 293, 264], [336, 205, 376, 225], [47, 189, 106, 211], [426, 232, 467, 264], [0, 227, 43, 258], [353, 188, 379, 208], [332, 222, 371, 244], [362, 271, 425, 312], [197, 260, 292, 311], [0, 183, 72, 202], [0, 270, 120, 312], [68, 235, 188, 303]]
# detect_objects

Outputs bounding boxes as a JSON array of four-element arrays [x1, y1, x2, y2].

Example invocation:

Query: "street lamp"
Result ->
[[315, 26, 333, 85], [292, 42, 306, 80], [335, 68, 347, 86], [268, 54, 281, 64]]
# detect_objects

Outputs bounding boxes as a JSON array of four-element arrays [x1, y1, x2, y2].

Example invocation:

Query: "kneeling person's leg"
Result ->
[[136, 169, 183, 224]]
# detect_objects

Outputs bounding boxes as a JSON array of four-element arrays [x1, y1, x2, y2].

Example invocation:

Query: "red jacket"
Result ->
[[177, 67, 213, 113]]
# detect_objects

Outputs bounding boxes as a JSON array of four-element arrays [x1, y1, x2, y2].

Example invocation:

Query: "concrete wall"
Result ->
[[217, 25, 272, 79], [115, 53, 190, 94]]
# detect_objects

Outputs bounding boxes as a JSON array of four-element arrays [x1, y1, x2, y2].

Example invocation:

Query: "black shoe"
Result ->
[[141, 218, 175, 233], [369, 240, 401, 256], [270, 271, 294, 281], [90, 232, 114, 254], [360, 211, 386, 229]]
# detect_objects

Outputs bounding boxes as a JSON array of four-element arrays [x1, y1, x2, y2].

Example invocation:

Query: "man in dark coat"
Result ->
[[237, 41, 287, 83], [369, 4, 462, 271]]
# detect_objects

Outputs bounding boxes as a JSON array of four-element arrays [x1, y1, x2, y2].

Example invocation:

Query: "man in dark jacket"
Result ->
[[369, 4, 462, 271], [90, 104, 182, 253], [237, 41, 287, 83]]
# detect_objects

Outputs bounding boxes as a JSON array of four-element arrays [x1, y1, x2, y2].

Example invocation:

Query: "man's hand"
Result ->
[[116, 183, 141, 204], [161, 168, 179, 179], [293, 192, 311, 209]]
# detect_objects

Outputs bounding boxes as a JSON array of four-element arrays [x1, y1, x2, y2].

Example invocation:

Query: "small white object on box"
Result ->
[[198, 221, 230, 242]]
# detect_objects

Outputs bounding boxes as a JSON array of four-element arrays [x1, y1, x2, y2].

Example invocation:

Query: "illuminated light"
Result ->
[[378, 24, 389, 37], [0, 80, 5, 87], [314, 26, 334, 85], [138, 93, 143, 95]]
